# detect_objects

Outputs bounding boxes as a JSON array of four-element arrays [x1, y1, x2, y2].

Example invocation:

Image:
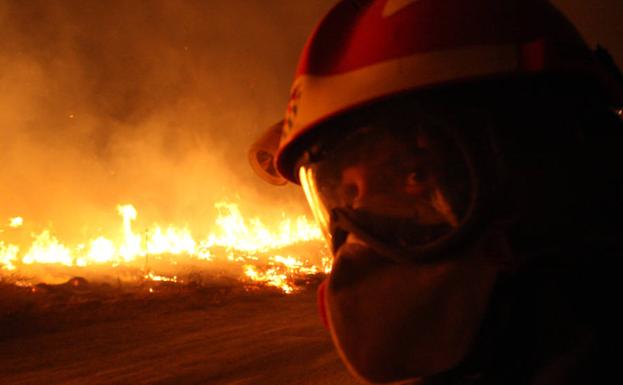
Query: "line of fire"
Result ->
[[0, 202, 330, 293]]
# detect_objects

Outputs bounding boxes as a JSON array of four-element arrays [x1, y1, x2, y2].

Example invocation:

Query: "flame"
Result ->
[[147, 227, 196, 256], [0, 201, 329, 293], [117, 204, 142, 262], [244, 264, 293, 294], [9, 217, 23, 228], [0, 241, 19, 271], [204, 202, 322, 252], [22, 230, 73, 266], [86, 237, 116, 264], [145, 271, 177, 282]]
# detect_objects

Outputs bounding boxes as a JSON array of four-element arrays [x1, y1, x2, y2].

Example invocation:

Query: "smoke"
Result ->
[[1, 0, 620, 245], [0, 0, 335, 243]]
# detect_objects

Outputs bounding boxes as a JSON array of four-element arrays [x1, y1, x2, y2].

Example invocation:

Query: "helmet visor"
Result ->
[[298, 120, 476, 258]]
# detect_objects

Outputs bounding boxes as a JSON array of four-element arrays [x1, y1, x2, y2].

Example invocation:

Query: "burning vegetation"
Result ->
[[0, 2, 345, 384], [0, 201, 329, 294], [0, 5, 341, 382], [0, 1, 338, 298]]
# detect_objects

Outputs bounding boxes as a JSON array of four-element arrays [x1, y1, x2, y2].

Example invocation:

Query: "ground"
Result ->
[[0, 279, 358, 385]]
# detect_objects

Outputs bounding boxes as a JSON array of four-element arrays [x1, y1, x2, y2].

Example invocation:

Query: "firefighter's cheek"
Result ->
[[325, 244, 499, 383]]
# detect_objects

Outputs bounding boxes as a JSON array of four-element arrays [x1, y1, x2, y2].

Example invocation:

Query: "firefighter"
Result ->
[[249, 0, 623, 383]]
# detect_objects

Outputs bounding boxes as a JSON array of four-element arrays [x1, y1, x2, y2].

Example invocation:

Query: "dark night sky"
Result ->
[[0, 0, 621, 240], [553, 0, 623, 65]]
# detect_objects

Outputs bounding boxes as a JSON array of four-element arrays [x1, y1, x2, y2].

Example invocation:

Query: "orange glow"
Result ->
[[299, 167, 331, 243]]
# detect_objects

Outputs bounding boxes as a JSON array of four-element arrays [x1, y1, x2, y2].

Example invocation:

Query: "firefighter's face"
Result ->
[[301, 126, 505, 383]]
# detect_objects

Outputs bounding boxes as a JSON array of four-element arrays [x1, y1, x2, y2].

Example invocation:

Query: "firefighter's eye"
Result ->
[[340, 183, 359, 207], [406, 172, 418, 188], [404, 168, 430, 194], [408, 167, 429, 182]]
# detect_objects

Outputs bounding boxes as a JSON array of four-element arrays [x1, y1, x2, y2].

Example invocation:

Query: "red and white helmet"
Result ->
[[250, 0, 623, 185]]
